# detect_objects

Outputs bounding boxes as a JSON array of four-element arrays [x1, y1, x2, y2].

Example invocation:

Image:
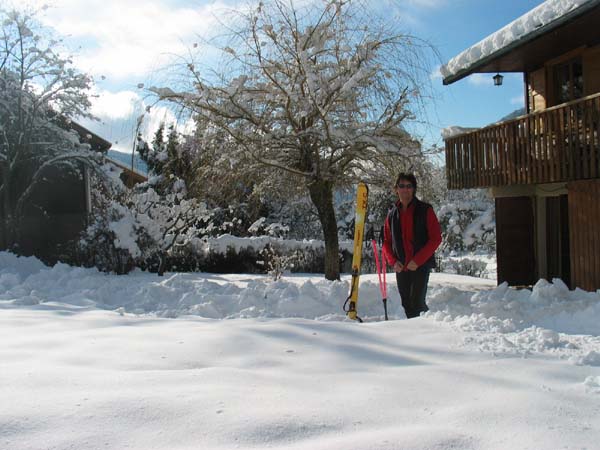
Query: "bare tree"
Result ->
[[151, 0, 435, 280]]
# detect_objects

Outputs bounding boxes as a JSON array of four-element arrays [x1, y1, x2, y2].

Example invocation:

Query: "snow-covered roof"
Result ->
[[441, 0, 600, 85], [69, 121, 112, 152], [107, 157, 148, 182]]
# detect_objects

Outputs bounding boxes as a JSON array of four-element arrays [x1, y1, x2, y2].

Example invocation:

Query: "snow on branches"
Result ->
[[0, 8, 93, 121], [150, 1, 429, 180]]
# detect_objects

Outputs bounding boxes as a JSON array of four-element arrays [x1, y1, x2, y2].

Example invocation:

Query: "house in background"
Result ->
[[108, 158, 148, 188], [10, 123, 146, 263], [441, 0, 600, 291]]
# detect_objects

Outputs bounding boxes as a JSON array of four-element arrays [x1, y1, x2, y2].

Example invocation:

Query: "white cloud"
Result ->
[[90, 90, 140, 120], [21, 0, 442, 81], [467, 73, 493, 86], [23, 0, 234, 80], [430, 65, 443, 80]]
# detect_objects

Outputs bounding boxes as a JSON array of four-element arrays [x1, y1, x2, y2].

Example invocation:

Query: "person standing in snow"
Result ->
[[383, 173, 442, 319]]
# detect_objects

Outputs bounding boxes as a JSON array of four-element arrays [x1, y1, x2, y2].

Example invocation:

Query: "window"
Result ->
[[553, 57, 583, 104]]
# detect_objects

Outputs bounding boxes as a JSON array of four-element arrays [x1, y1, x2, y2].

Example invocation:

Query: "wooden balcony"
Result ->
[[445, 92, 600, 189]]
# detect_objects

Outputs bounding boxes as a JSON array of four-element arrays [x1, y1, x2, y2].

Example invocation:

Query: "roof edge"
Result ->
[[442, 0, 600, 85]]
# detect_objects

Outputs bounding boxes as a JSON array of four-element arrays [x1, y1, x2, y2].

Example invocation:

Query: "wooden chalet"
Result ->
[[441, 0, 600, 291]]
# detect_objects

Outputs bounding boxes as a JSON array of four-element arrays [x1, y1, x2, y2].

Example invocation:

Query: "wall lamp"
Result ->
[[493, 73, 504, 86]]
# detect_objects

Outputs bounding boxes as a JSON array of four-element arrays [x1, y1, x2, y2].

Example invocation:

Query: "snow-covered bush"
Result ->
[[434, 189, 496, 278], [270, 196, 322, 241], [201, 204, 258, 237], [438, 190, 496, 254], [79, 157, 212, 274], [248, 218, 289, 238], [79, 201, 136, 275], [126, 187, 212, 273]]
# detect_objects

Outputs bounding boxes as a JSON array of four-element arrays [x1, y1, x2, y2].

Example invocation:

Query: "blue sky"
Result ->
[[19, 0, 546, 155], [416, 0, 542, 149]]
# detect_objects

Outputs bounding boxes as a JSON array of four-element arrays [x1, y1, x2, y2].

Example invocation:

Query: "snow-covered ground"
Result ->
[[1, 251, 599, 450]]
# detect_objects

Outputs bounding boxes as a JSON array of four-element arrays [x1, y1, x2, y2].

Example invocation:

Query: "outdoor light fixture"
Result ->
[[493, 73, 504, 86]]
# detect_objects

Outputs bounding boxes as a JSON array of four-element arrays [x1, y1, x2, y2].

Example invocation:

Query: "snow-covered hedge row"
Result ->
[[78, 231, 359, 276], [171, 236, 352, 275], [77, 196, 497, 277]]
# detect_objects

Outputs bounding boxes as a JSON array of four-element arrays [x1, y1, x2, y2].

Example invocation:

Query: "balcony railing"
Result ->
[[445, 92, 600, 189]]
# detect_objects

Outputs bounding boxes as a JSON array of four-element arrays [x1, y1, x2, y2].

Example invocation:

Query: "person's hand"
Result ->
[[393, 261, 404, 272], [406, 260, 418, 271]]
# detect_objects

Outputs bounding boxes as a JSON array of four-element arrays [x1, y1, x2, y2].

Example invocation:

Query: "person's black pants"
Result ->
[[396, 268, 431, 319]]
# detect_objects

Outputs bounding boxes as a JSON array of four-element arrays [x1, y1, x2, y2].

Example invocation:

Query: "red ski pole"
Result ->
[[371, 239, 388, 320]]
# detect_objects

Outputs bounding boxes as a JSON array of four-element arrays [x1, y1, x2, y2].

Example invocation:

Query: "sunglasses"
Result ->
[[396, 183, 414, 189]]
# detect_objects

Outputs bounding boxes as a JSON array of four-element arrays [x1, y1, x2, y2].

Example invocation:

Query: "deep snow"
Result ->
[[1, 252, 599, 450]]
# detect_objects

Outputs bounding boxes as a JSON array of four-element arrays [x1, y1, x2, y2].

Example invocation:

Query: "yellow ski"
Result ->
[[344, 182, 368, 322]]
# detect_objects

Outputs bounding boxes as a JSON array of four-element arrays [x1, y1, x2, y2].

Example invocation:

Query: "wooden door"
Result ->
[[496, 196, 536, 286], [568, 179, 600, 291], [546, 195, 571, 287]]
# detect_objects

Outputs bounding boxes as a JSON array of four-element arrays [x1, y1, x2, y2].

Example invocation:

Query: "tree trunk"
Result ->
[[308, 178, 340, 281], [158, 254, 166, 276]]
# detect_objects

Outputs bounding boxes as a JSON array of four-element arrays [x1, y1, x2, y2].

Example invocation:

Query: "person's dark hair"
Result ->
[[395, 172, 417, 191]]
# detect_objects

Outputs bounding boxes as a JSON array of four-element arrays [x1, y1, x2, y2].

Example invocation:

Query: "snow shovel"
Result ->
[[371, 239, 389, 321]]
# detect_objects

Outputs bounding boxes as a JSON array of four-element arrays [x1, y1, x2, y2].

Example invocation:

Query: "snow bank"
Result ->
[[2, 252, 599, 366], [0, 252, 395, 320], [427, 278, 600, 362], [428, 278, 600, 334]]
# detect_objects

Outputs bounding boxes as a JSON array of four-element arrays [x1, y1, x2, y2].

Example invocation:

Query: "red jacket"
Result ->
[[383, 199, 442, 270]]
